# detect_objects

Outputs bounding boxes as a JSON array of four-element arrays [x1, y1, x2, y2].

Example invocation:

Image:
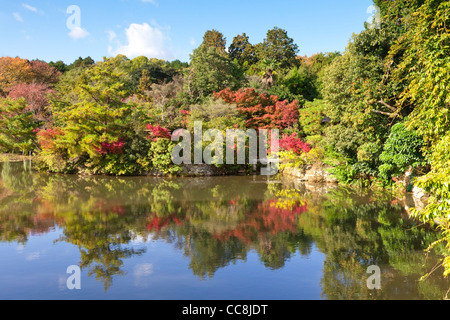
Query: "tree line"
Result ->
[[0, 0, 448, 278]]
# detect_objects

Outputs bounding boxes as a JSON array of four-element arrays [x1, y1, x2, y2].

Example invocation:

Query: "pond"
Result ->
[[0, 161, 448, 300]]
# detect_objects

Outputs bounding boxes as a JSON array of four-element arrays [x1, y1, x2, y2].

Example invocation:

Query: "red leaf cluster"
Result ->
[[30, 60, 61, 84], [179, 109, 190, 127], [95, 141, 125, 155], [146, 124, 171, 141], [8, 83, 54, 120], [146, 214, 184, 231], [36, 128, 64, 151], [214, 88, 299, 130], [213, 198, 308, 244], [279, 133, 311, 155]]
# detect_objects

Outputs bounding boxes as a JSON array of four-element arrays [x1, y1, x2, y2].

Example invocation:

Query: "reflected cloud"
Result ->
[[133, 263, 154, 287], [25, 252, 40, 261]]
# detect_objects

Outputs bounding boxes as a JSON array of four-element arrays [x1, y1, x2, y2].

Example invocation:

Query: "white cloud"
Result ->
[[22, 4, 37, 13], [13, 12, 23, 22], [68, 26, 90, 40], [109, 22, 173, 60], [107, 30, 117, 41], [141, 0, 158, 5]]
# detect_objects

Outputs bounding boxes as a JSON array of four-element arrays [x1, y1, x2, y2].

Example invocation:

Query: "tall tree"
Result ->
[[202, 29, 227, 55], [0, 98, 38, 154], [48, 60, 68, 74], [388, 0, 450, 277], [186, 45, 243, 99], [0, 57, 34, 96], [258, 27, 300, 69], [69, 56, 95, 70], [30, 60, 61, 85], [228, 33, 258, 66]]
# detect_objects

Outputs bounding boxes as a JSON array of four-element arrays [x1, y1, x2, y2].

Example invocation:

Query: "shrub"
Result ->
[[299, 100, 329, 137], [379, 123, 427, 182], [279, 133, 311, 155], [148, 138, 183, 175]]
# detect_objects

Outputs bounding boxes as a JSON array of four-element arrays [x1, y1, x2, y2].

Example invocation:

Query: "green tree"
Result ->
[[186, 45, 243, 99], [202, 29, 227, 55], [38, 57, 151, 175], [0, 98, 38, 154], [129, 57, 179, 92], [320, 12, 406, 181], [282, 65, 318, 101], [68, 56, 95, 70], [257, 27, 299, 69], [228, 33, 258, 67], [300, 52, 341, 97], [48, 60, 68, 73]]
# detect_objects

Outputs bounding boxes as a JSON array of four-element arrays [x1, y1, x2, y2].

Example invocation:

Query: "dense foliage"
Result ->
[[319, 0, 450, 276], [378, 122, 426, 183], [0, 0, 449, 277]]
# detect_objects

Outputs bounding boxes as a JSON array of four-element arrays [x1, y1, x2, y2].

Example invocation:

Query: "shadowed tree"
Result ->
[[228, 33, 258, 67]]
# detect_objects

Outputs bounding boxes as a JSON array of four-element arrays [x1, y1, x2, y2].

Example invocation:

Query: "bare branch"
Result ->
[[371, 109, 396, 117], [377, 99, 397, 112]]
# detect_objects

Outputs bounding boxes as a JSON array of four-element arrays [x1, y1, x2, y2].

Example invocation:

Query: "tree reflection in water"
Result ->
[[0, 162, 448, 298]]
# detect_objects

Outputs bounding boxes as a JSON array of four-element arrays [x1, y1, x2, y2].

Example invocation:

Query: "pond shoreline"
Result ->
[[0, 154, 33, 162], [0, 154, 431, 207]]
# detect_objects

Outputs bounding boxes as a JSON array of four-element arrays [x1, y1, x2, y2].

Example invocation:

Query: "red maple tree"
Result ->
[[214, 88, 300, 130]]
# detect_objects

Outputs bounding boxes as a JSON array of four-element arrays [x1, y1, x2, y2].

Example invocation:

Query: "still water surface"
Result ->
[[0, 161, 448, 300]]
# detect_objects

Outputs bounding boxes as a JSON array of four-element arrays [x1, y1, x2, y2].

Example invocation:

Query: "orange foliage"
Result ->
[[0, 57, 34, 95]]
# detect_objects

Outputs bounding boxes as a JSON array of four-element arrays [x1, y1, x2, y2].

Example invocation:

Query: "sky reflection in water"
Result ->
[[0, 161, 448, 300]]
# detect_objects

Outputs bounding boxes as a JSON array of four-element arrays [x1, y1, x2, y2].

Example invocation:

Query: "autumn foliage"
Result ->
[[214, 88, 300, 129], [146, 214, 184, 231], [213, 196, 307, 245], [95, 141, 126, 155], [8, 83, 54, 121], [146, 124, 171, 141], [0, 58, 61, 96], [29, 60, 61, 84], [279, 133, 311, 155], [0, 57, 34, 95], [36, 128, 64, 151]]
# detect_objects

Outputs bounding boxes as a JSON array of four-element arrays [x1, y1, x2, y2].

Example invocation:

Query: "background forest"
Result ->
[[0, 0, 449, 276]]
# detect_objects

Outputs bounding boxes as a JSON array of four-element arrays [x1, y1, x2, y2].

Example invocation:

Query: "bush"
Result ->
[[299, 99, 329, 137], [378, 123, 426, 183], [148, 139, 183, 175], [279, 133, 311, 155]]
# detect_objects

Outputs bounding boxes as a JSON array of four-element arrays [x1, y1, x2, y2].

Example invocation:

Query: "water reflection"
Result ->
[[0, 161, 448, 299]]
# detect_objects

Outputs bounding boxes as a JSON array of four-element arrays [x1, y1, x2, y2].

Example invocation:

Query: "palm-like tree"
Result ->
[[258, 59, 280, 88]]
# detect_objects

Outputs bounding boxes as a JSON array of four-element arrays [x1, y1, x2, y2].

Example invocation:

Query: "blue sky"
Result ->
[[0, 0, 374, 64]]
